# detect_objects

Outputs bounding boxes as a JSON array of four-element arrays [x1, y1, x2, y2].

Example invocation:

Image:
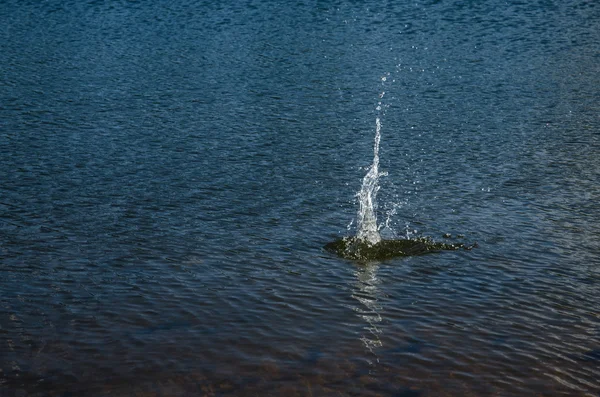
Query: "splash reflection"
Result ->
[[351, 264, 384, 365]]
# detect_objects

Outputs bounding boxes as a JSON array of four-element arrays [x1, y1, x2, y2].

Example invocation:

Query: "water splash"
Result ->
[[325, 75, 474, 260], [356, 117, 383, 245], [356, 75, 390, 245]]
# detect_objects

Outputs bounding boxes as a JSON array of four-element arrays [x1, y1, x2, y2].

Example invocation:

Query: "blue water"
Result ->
[[1, 0, 599, 395]]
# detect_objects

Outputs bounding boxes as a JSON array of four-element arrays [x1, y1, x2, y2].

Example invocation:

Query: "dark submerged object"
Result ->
[[324, 236, 469, 261]]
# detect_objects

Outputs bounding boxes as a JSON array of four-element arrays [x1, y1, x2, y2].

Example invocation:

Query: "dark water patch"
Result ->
[[580, 349, 600, 365], [324, 236, 472, 261]]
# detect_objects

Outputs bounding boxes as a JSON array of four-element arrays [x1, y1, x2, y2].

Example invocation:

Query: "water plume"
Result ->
[[356, 116, 383, 245], [325, 77, 472, 261]]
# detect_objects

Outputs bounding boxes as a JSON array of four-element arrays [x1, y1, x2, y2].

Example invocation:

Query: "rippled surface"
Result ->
[[1, 0, 599, 395]]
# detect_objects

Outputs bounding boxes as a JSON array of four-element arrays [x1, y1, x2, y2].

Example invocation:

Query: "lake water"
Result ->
[[1, 0, 599, 396]]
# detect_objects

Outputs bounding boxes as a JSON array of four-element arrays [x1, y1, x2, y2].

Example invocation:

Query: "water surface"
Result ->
[[1, 0, 599, 395]]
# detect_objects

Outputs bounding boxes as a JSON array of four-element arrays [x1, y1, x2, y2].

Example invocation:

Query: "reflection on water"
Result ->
[[352, 264, 383, 365]]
